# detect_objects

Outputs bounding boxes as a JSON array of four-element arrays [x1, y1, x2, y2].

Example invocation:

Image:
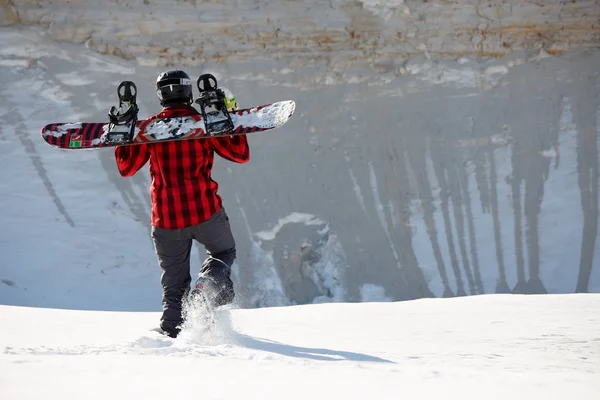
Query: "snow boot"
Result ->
[[151, 326, 178, 338]]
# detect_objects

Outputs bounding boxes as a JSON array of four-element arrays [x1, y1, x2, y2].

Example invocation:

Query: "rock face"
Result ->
[[1, 0, 599, 307], [2, 1, 598, 66]]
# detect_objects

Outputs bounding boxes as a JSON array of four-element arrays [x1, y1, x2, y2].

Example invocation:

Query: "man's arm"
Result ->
[[209, 87, 250, 164], [114, 145, 150, 177], [210, 135, 250, 164]]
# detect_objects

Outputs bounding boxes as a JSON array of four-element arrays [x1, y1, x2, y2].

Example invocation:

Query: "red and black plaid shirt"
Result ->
[[115, 105, 249, 229]]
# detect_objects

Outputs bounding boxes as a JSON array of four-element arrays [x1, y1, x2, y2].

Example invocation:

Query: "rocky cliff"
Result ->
[[0, 0, 598, 308]]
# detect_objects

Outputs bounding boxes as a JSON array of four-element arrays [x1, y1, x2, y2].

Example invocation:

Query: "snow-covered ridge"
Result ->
[[2, 295, 599, 399], [1, 0, 598, 68]]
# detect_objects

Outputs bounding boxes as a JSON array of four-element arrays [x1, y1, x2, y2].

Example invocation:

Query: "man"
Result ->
[[114, 69, 249, 338]]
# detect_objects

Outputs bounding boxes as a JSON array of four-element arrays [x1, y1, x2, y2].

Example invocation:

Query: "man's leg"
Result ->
[[190, 208, 236, 307], [151, 226, 192, 337]]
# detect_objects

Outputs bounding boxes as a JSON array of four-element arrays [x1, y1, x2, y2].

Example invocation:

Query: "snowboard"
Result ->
[[40, 74, 296, 150], [41, 100, 296, 150]]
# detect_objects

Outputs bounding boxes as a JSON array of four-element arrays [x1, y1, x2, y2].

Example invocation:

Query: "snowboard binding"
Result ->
[[194, 74, 234, 136], [106, 81, 139, 144]]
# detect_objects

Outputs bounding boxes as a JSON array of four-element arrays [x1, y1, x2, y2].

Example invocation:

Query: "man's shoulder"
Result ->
[[154, 104, 200, 119]]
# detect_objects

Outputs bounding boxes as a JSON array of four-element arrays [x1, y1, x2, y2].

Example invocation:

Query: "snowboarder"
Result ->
[[114, 69, 249, 338]]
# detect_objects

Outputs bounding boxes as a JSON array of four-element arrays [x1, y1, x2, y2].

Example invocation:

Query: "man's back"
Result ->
[[115, 104, 249, 229], [115, 69, 248, 339]]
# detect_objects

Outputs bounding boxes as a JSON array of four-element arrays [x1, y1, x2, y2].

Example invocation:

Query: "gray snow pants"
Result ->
[[151, 208, 236, 336]]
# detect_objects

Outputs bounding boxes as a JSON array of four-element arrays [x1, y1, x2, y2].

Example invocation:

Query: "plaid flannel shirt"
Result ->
[[115, 105, 249, 229]]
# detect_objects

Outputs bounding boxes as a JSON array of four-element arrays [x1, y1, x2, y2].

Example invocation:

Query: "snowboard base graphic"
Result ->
[[41, 100, 296, 150]]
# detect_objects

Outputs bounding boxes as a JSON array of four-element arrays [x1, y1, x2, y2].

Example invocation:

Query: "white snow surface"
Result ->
[[1, 294, 599, 399], [1, 4, 599, 398], [255, 212, 325, 241]]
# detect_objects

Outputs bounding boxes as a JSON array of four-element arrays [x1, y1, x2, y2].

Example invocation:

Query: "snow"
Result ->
[[369, 161, 403, 269], [1, 3, 598, 304], [359, 283, 391, 301], [1, 295, 599, 399], [357, 0, 411, 20], [404, 59, 511, 90], [255, 212, 325, 241], [1, 2, 599, 398]]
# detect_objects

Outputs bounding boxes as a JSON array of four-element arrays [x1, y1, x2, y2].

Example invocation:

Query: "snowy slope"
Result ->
[[0, 28, 161, 311], [1, 4, 598, 398], [1, 295, 599, 399]]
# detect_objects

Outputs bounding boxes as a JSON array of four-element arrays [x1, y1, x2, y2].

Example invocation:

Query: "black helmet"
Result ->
[[156, 69, 193, 106]]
